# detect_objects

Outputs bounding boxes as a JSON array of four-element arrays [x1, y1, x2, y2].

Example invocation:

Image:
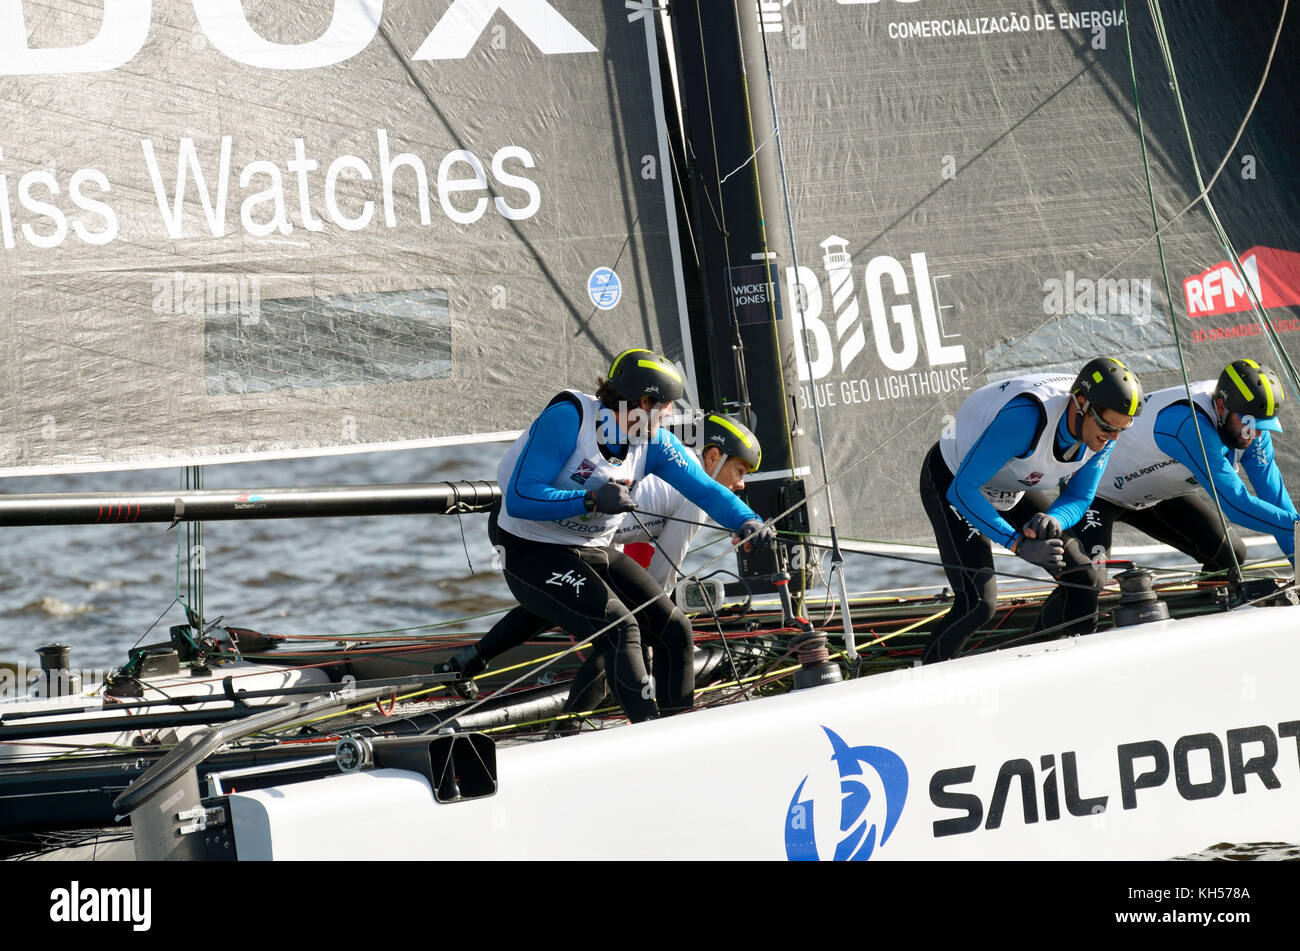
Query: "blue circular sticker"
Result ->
[[588, 267, 622, 310]]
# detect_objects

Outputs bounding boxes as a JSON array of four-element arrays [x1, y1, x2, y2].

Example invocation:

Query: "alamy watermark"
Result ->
[[0, 663, 110, 702], [896, 664, 1001, 716], [1043, 271, 1152, 325], [151, 271, 261, 324], [596, 403, 698, 448], [49, 882, 151, 931]]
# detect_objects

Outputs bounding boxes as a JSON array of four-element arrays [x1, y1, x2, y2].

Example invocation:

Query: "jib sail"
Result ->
[[758, 0, 1300, 545]]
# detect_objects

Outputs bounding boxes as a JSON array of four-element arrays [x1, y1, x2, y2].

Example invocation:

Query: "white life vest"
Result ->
[[1094, 380, 1243, 510], [613, 473, 678, 545], [940, 373, 1099, 511], [496, 390, 649, 546]]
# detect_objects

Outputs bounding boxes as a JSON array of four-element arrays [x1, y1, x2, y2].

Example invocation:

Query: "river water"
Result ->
[[0, 442, 938, 670]]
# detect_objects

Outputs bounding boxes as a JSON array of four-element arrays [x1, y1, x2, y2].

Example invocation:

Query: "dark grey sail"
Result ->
[[0, 0, 691, 475], [758, 0, 1300, 545]]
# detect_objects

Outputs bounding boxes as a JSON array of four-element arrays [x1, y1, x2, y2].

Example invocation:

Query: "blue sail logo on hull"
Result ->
[[785, 727, 908, 861]]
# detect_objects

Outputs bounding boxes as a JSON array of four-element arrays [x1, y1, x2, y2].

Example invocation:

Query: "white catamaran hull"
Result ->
[[228, 604, 1300, 860]]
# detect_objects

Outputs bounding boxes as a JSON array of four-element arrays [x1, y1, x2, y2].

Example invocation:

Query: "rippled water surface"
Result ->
[[0, 445, 518, 667]]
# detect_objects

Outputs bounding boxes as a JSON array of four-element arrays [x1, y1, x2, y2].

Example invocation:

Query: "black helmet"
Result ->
[[702, 412, 762, 471], [1071, 357, 1143, 417], [606, 349, 685, 404], [1216, 359, 1285, 431]]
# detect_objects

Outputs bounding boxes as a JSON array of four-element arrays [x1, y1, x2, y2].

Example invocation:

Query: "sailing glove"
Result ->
[[738, 519, 775, 553], [588, 480, 637, 514], [1022, 512, 1062, 540], [1017, 537, 1065, 571]]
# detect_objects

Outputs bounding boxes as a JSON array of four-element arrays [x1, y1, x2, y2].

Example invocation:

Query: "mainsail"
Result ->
[[757, 0, 1300, 546], [0, 0, 690, 475]]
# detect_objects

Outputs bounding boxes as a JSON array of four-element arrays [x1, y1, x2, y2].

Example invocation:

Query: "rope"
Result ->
[[627, 510, 745, 698], [1121, 0, 1294, 584], [1144, 0, 1299, 391]]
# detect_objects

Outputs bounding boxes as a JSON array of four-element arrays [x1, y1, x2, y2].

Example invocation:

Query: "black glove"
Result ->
[[738, 518, 775, 553], [1017, 537, 1065, 571], [588, 480, 637, 514], [1022, 512, 1062, 540]]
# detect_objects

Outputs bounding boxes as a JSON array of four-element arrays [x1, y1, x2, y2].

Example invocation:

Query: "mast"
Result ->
[[668, 0, 814, 589], [184, 465, 205, 638]]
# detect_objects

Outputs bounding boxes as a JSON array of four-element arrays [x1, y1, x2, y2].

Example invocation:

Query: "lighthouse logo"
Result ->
[[784, 727, 909, 861], [821, 236, 866, 373]]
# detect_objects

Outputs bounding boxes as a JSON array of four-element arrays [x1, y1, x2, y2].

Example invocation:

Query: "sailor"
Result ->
[[1063, 359, 1297, 628], [468, 350, 772, 722], [919, 357, 1144, 665], [439, 412, 762, 706], [615, 411, 762, 585]]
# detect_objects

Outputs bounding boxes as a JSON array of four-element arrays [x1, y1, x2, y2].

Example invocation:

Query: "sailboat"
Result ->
[[3, 0, 1299, 860]]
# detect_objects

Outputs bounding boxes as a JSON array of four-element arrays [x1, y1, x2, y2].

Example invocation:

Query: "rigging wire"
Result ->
[[696, 0, 1300, 570], [1042, 0, 1296, 342], [627, 509, 743, 695], [726, 3, 803, 557], [1144, 0, 1298, 390], [1117, 0, 1244, 584], [749, 0, 858, 658], [635, 505, 1109, 593], [126, 596, 182, 655]]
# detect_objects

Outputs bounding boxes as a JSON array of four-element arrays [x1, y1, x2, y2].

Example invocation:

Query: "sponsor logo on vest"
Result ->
[[556, 518, 609, 535], [570, 458, 597, 485], [546, 569, 586, 594], [49, 881, 151, 931], [1112, 458, 1177, 491], [1017, 471, 1044, 487], [785, 727, 909, 861], [929, 718, 1300, 838]]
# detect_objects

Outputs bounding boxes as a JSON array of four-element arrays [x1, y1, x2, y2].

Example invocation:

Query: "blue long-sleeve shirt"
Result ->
[[504, 400, 758, 532], [1152, 403, 1298, 559], [948, 395, 1112, 548]]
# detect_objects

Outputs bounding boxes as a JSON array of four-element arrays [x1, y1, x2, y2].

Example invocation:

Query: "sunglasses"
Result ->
[[1084, 401, 1132, 434]]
